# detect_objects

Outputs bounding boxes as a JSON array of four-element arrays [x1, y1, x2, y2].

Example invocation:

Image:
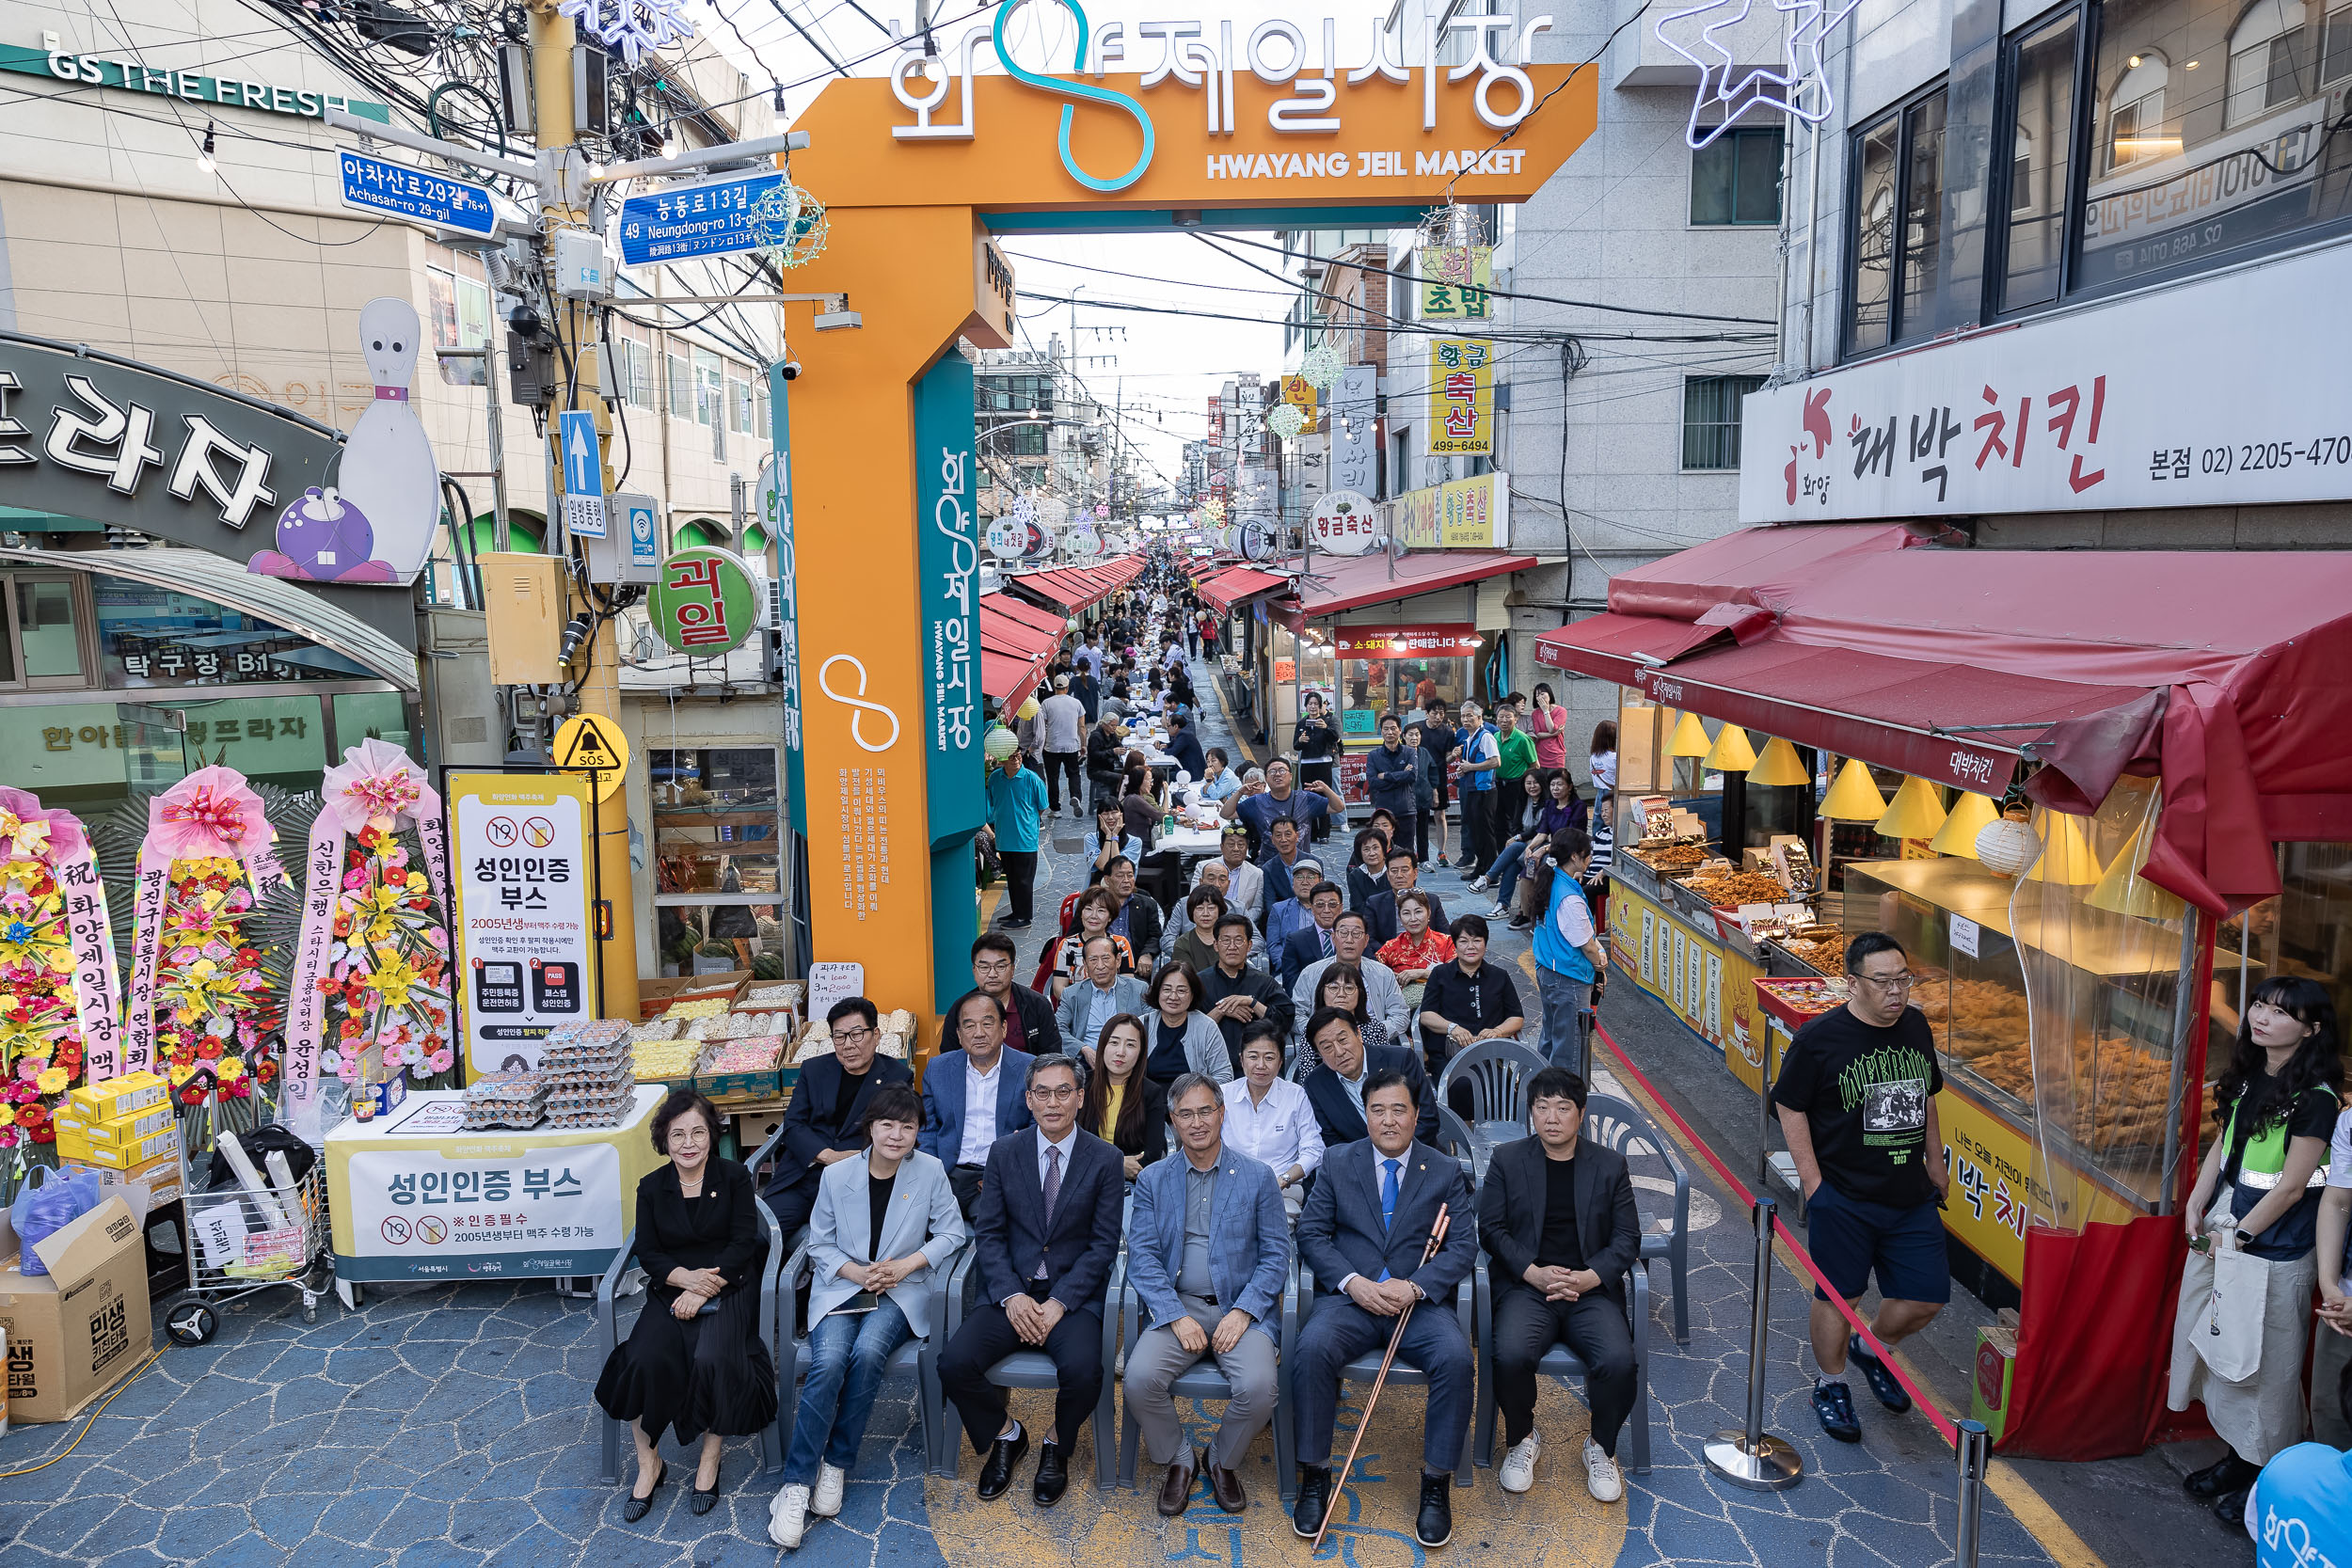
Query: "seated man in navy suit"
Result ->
[[765, 997, 914, 1240], [1292, 1053, 1478, 1550], [937, 1053, 1126, 1508], [920, 990, 1036, 1219], [1300, 1007, 1438, 1151]]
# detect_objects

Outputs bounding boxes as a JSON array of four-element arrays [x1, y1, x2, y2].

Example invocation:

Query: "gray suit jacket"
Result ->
[[807, 1149, 970, 1337], [1057, 974, 1152, 1055]]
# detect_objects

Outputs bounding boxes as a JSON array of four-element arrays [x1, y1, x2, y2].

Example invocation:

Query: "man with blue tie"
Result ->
[[1292, 1046, 1478, 1549], [1123, 1073, 1291, 1515], [1277, 881, 1346, 991], [920, 990, 1036, 1219], [938, 1054, 1126, 1508]]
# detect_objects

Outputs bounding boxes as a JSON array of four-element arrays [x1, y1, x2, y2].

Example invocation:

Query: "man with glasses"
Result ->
[[950, 933, 1059, 1058], [764, 997, 916, 1242], [1772, 930, 1951, 1444], [939, 1054, 1126, 1508], [1123, 1073, 1290, 1515]]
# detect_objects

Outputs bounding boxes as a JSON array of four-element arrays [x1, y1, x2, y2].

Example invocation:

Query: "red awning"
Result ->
[[1536, 525, 2352, 913], [1200, 566, 1290, 615], [984, 592, 1066, 643], [981, 649, 1046, 709], [1275, 548, 1535, 622], [1005, 557, 1139, 613]]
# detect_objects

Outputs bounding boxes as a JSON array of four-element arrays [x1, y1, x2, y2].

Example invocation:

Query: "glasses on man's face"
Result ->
[[1854, 971, 1915, 991], [833, 1025, 876, 1046], [975, 958, 1011, 977], [1030, 1085, 1080, 1102], [1170, 1105, 1220, 1124]]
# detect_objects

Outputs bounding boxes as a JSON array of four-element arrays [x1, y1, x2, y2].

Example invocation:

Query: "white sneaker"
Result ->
[[1483, 903, 1509, 920], [811, 1463, 847, 1517], [1499, 1432, 1541, 1494], [770, 1483, 811, 1548], [1583, 1439, 1623, 1503], [1468, 876, 1489, 892]]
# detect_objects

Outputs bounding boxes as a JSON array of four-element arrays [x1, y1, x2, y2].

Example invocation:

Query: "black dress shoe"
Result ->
[[1292, 1465, 1331, 1539], [621, 1458, 667, 1523], [1033, 1438, 1071, 1507], [977, 1428, 1029, 1500], [2184, 1453, 2258, 1498], [1206, 1454, 1246, 1513], [1415, 1474, 1453, 1547], [690, 1466, 721, 1515], [2215, 1488, 2251, 1528]]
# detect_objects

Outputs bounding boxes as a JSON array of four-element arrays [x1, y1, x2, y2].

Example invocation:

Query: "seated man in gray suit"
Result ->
[[919, 990, 1035, 1219], [1292, 1049, 1478, 1550], [1056, 935, 1151, 1060], [937, 1054, 1126, 1509], [1123, 1072, 1291, 1516], [1477, 1066, 1640, 1505]]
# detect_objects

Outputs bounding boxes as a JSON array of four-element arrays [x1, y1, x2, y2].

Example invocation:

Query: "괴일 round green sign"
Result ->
[[648, 546, 762, 654]]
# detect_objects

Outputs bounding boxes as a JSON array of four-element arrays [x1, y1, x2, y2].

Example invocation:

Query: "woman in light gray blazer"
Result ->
[[771, 1085, 968, 1549]]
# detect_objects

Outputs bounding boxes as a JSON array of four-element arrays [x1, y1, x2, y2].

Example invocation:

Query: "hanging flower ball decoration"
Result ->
[[1975, 814, 2043, 877], [752, 183, 829, 271], [1301, 344, 1345, 390], [1266, 404, 1307, 440]]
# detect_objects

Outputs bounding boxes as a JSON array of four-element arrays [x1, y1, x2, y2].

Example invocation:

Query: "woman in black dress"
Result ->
[[596, 1091, 779, 1520]]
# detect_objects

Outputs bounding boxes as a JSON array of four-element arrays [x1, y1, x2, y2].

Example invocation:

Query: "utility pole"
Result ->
[[528, 0, 639, 1021]]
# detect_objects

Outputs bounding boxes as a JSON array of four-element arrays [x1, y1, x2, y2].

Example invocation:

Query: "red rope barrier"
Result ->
[[1595, 1022, 1963, 1449]]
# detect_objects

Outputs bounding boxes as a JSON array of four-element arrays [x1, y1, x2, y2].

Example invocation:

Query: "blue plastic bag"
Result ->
[[10, 1167, 106, 1276]]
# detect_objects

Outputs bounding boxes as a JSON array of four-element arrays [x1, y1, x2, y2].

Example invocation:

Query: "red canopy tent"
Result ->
[[1199, 565, 1290, 615], [1536, 526, 2352, 915]]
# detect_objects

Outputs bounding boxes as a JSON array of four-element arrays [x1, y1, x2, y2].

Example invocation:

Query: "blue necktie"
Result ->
[[1321, 927, 1335, 958], [1377, 1158, 1400, 1282]]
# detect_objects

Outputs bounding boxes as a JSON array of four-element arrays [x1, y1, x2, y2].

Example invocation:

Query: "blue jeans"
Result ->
[[783, 1295, 914, 1485], [1536, 964, 1592, 1075], [1488, 838, 1530, 909]]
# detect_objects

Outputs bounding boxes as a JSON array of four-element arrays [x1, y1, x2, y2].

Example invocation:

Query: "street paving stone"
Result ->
[[0, 654, 2060, 1567]]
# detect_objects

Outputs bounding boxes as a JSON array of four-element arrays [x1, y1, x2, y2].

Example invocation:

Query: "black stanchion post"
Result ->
[[1704, 1196, 1804, 1490], [1954, 1419, 1990, 1568]]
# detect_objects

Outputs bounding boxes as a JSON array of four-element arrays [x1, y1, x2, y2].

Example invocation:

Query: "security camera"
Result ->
[[780, 360, 803, 381]]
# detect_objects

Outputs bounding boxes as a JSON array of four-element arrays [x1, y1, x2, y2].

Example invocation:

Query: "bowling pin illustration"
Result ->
[[338, 296, 441, 581]]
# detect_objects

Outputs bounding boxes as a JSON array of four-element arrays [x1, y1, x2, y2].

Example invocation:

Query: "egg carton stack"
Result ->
[[539, 1019, 636, 1128], [464, 1071, 548, 1131]]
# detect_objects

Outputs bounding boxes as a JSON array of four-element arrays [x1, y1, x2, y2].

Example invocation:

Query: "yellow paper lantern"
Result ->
[[1745, 736, 1809, 787], [1874, 776, 1948, 840], [1929, 791, 2001, 859], [2087, 823, 2187, 919], [2027, 809, 2106, 885], [1702, 724, 1757, 772], [1666, 708, 1713, 757], [1820, 758, 1888, 820], [1015, 696, 1040, 721], [1976, 815, 2042, 877]]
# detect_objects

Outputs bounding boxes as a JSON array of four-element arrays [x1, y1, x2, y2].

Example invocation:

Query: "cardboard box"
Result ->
[[53, 1103, 177, 1148], [637, 972, 749, 1021], [0, 1196, 151, 1424], [67, 1072, 167, 1123], [62, 1148, 181, 1209], [55, 1127, 181, 1170]]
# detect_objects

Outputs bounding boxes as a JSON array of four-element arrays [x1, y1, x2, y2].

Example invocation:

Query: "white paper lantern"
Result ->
[[1975, 816, 2042, 877], [983, 725, 1020, 763]]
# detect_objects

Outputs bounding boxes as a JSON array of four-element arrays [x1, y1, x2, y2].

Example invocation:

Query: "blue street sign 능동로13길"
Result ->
[[617, 169, 795, 265], [336, 148, 498, 237]]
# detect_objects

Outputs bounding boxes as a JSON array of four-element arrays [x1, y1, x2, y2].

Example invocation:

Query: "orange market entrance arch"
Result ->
[[772, 3, 1596, 1023]]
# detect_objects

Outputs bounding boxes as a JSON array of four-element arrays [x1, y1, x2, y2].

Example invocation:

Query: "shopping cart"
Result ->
[[160, 1126, 333, 1346]]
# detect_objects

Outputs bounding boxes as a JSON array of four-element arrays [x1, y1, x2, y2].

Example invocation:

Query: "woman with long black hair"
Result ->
[[2168, 975, 2344, 1526], [1082, 1012, 1169, 1181]]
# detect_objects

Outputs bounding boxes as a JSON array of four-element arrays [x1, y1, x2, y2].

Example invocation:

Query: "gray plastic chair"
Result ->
[[1433, 1104, 1481, 1181], [1116, 1258, 1301, 1502], [1581, 1093, 1692, 1347], [595, 1195, 787, 1483], [1437, 1039, 1547, 1173], [933, 1248, 1123, 1488], [1470, 1255, 1653, 1475], [1293, 1260, 1477, 1487]]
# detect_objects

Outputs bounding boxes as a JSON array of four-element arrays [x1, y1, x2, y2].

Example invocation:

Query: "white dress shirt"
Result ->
[[957, 1052, 1006, 1167], [1340, 1148, 1425, 1297], [1010, 1125, 1082, 1299], [1221, 1077, 1325, 1180]]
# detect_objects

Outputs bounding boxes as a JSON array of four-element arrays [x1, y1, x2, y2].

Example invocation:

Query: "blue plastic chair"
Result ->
[[1292, 1259, 1477, 1488], [934, 1248, 1123, 1489], [1470, 1254, 1653, 1474], [1581, 1093, 1692, 1347]]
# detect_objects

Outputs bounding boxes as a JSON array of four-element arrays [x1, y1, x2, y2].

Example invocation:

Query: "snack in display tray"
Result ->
[[1754, 976, 1850, 1022], [633, 1039, 707, 1085], [629, 1017, 681, 1043], [1683, 870, 1793, 907], [1631, 841, 1708, 872], [744, 982, 804, 1008], [663, 996, 732, 1021]]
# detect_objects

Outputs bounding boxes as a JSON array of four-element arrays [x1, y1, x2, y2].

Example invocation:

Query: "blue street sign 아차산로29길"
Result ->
[[616, 169, 795, 265], [336, 148, 498, 237]]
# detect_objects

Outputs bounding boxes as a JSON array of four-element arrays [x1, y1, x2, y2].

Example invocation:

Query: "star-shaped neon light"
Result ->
[[1655, 0, 1865, 150]]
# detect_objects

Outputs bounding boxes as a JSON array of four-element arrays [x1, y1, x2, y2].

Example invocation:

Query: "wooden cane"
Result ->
[[1313, 1202, 1453, 1550]]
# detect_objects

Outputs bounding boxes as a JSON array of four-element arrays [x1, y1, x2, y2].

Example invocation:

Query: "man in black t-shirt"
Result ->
[[1772, 931, 1951, 1444]]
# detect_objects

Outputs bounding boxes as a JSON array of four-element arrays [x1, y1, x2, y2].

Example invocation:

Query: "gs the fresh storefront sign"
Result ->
[[6, 42, 390, 122]]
